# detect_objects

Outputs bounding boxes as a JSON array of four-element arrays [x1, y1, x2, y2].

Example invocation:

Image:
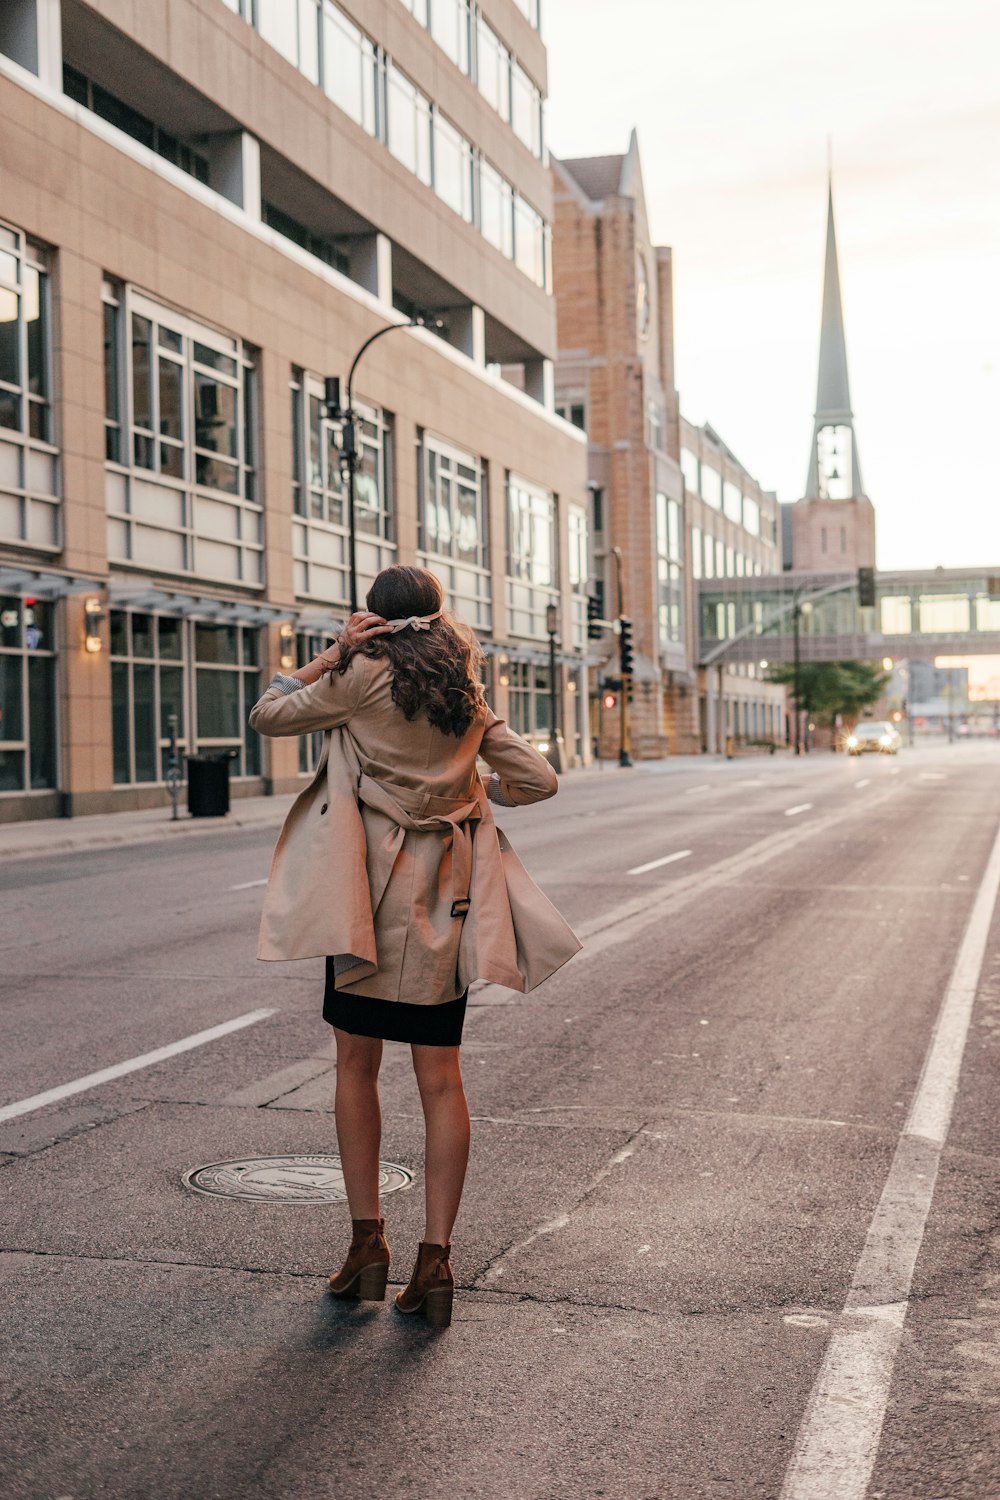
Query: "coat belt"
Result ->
[[356, 772, 483, 920]]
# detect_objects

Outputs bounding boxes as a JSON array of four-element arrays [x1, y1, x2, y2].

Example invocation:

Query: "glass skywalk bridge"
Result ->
[[698, 569, 1000, 666]]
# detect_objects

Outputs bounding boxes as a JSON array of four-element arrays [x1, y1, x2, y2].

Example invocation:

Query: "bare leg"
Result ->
[[333, 1030, 384, 1220], [411, 1044, 471, 1245]]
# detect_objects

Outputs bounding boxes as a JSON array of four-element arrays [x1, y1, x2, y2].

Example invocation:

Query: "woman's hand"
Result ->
[[290, 611, 391, 686]]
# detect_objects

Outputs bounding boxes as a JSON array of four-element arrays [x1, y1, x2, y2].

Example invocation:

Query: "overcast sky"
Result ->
[[542, 0, 1000, 571]]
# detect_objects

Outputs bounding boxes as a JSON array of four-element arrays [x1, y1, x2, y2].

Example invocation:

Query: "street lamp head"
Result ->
[[545, 602, 558, 635]]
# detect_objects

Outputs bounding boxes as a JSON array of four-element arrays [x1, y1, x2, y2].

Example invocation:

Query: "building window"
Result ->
[[476, 16, 511, 118], [418, 433, 490, 629], [433, 113, 475, 223], [397, 0, 429, 20], [691, 525, 702, 580], [507, 660, 551, 738], [103, 285, 261, 586], [511, 0, 541, 34], [742, 494, 760, 537], [63, 66, 210, 184], [430, 0, 472, 72], [0, 226, 58, 550], [723, 480, 742, 524], [680, 447, 699, 494], [700, 465, 722, 510], [480, 159, 515, 258], [257, 0, 320, 79], [555, 395, 585, 429], [0, 595, 56, 793], [263, 202, 350, 273], [655, 493, 683, 646], [590, 486, 604, 534], [386, 63, 433, 185], [511, 60, 544, 157], [290, 372, 394, 602], [646, 399, 663, 452], [507, 475, 556, 639], [322, 2, 379, 134], [195, 622, 261, 775], [514, 195, 549, 289]]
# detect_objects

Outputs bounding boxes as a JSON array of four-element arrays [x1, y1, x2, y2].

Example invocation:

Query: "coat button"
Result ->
[[320, 803, 328, 815]]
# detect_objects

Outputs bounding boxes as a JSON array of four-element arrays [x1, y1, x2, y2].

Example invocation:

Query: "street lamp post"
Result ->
[[792, 597, 802, 756], [545, 600, 562, 772], [324, 317, 437, 611]]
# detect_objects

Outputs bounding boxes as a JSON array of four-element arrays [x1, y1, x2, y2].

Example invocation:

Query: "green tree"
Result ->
[[766, 660, 890, 748]]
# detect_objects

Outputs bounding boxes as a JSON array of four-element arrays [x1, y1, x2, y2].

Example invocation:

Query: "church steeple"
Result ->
[[805, 177, 864, 500]]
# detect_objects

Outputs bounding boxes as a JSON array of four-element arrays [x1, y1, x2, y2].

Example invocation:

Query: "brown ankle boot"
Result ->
[[394, 1241, 454, 1327], [328, 1218, 390, 1300]]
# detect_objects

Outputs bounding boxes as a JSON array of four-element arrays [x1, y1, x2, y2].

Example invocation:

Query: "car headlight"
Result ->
[[847, 736, 858, 747], [880, 735, 891, 746]]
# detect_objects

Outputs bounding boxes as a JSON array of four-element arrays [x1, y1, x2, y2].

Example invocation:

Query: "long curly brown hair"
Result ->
[[336, 566, 486, 737]]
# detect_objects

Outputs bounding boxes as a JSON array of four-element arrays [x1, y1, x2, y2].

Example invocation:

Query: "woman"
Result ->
[[249, 566, 579, 1327]]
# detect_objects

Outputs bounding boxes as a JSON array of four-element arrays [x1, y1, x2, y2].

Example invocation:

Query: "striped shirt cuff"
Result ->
[[269, 673, 305, 696]]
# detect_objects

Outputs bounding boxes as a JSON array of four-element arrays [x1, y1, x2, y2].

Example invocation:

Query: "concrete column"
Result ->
[[523, 356, 554, 410], [207, 131, 262, 220], [449, 304, 486, 366], [0, 0, 62, 90], [705, 666, 716, 755], [350, 233, 392, 305]]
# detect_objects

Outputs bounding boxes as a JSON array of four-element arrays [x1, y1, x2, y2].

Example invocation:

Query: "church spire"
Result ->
[[805, 176, 864, 500]]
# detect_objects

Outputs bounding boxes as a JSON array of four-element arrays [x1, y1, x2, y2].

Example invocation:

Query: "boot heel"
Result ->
[[424, 1287, 453, 1327], [357, 1262, 389, 1301]]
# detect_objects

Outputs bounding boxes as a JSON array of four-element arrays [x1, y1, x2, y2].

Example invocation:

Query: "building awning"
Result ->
[[0, 566, 98, 600], [107, 582, 284, 626]]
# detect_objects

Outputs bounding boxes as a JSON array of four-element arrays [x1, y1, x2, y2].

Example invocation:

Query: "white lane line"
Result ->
[[628, 849, 692, 877], [854, 779, 870, 790], [785, 803, 813, 817], [685, 784, 711, 795], [780, 818, 1000, 1500], [230, 877, 267, 890], [0, 1009, 278, 1125]]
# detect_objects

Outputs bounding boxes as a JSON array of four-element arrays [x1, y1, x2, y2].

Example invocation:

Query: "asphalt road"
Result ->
[[2, 741, 1000, 1500]]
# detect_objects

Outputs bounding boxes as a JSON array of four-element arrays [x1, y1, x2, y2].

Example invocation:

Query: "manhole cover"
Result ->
[[182, 1155, 413, 1205]]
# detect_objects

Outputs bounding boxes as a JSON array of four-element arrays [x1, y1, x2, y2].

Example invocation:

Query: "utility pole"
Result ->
[[792, 597, 802, 756], [612, 546, 632, 767]]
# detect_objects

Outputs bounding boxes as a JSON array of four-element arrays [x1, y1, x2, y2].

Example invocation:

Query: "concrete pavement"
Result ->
[[2, 742, 1000, 1498]]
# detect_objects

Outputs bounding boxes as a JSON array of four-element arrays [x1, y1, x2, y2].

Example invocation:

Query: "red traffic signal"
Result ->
[[602, 692, 617, 710]]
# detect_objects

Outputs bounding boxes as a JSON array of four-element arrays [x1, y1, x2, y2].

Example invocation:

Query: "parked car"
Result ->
[[846, 721, 902, 755]]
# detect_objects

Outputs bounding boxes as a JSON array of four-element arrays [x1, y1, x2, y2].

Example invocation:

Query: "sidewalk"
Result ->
[[0, 791, 297, 862]]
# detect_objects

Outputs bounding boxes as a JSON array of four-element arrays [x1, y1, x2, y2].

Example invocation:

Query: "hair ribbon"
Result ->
[[383, 609, 443, 634]]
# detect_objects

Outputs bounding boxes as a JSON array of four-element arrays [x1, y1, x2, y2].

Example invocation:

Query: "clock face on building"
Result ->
[[817, 424, 852, 500], [636, 251, 651, 340]]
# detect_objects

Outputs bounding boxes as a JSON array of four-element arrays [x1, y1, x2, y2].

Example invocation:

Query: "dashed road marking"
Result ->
[[0, 1009, 278, 1124], [230, 877, 267, 890], [628, 849, 692, 876], [785, 803, 813, 817]]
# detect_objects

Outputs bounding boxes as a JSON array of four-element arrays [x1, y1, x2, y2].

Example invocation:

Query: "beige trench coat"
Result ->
[[248, 653, 581, 1004]]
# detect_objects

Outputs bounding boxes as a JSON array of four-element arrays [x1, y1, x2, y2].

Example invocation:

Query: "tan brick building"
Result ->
[[0, 0, 589, 821], [552, 131, 784, 756]]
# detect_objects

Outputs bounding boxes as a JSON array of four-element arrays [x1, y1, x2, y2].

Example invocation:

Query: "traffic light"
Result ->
[[587, 595, 603, 640], [619, 617, 634, 676], [858, 566, 876, 608], [602, 691, 617, 711]]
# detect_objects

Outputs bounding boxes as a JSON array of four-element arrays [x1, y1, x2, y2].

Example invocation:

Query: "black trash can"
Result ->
[[186, 753, 232, 818]]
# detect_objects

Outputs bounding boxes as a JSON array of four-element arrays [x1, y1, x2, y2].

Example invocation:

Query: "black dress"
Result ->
[[323, 959, 468, 1046]]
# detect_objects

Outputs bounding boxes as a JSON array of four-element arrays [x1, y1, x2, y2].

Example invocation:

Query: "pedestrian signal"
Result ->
[[619, 616, 635, 676], [587, 595, 603, 640], [857, 567, 876, 608]]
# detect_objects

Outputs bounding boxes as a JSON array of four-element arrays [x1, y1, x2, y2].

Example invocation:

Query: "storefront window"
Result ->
[[0, 595, 56, 793]]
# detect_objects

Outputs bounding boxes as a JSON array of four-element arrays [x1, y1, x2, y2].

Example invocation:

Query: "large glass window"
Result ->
[[430, 0, 471, 72], [0, 226, 57, 551], [322, 2, 378, 133], [508, 476, 556, 588], [655, 493, 683, 646], [511, 61, 543, 157], [514, 196, 548, 288], [742, 494, 760, 536], [511, 0, 541, 27], [476, 17, 510, 117], [420, 434, 487, 567], [917, 595, 971, 634], [386, 64, 433, 185], [700, 465, 722, 510], [0, 595, 56, 794], [433, 114, 475, 223], [103, 285, 261, 585], [680, 447, 699, 494], [480, 159, 515, 258], [723, 480, 742, 524]]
